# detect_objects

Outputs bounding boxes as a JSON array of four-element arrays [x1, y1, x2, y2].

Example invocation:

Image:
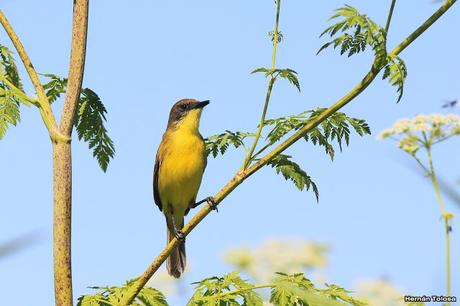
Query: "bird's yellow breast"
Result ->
[[158, 113, 206, 216]]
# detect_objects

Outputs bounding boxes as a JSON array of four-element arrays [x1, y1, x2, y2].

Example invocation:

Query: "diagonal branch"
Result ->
[[0, 10, 66, 142], [118, 0, 457, 304]]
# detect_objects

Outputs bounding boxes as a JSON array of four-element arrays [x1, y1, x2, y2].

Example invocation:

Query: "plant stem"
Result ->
[[0, 10, 66, 142], [243, 77, 276, 169], [385, 0, 397, 35], [53, 141, 73, 306], [0, 76, 39, 106], [59, 0, 89, 135], [427, 147, 451, 302], [118, 1, 457, 304], [53, 1, 89, 306], [242, 0, 281, 169]]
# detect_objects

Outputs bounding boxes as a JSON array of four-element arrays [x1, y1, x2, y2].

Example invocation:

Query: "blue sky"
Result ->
[[0, 1, 459, 305]]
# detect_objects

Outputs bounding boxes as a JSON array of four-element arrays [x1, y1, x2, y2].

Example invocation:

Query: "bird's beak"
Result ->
[[196, 100, 210, 109]]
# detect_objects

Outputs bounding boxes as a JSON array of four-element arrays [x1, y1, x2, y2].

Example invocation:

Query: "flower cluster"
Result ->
[[223, 239, 329, 283], [379, 114, 460, 154]]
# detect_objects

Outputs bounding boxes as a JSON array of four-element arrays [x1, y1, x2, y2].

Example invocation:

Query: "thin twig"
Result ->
[[242, 0, 282, 169], [385, 0, 397, 35]]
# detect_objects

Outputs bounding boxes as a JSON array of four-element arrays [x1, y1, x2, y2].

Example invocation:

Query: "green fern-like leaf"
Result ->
[[264, 109, 371, 161], [382, 56, 407, 102], [205, 130, 255, 158], [75, 88, 115, 172], [270, 273, 361, 306], [0, 95, 20, 139], [188, 272, 264, 306], [0, 44, 28, 139], [77, 280, 168, 306], [318, 5, 387, 63], [0, 45, 22, 90], [41, 73, 68, 103], [267, 154, 319, 200], [274, 68, 301, 92]]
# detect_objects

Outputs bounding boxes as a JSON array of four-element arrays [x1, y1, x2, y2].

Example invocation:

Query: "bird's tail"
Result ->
[[166, 216, 186, 278]]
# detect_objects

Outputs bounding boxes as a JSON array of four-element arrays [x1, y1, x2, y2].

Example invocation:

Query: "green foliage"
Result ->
[[0, 45, 26, 139], [39, 73, 115, 171], [206, 109, 369, 197], [317, 5, 409, 102], [265, 109, 371, 161], [251, 68, 300, 92], [317, 5, 387, 64], [189, 272, 365, 306], [0, 45, 22, 90], [268, 30, 284, 43], [205, 130, 255, 158], [382, 56, 407, 102], [188, 272, 264, 306], [0, 91, 20, 139], [41, 73, 67, 103], [77, 279, 168, 306], [75, 88, 115, 172], [267, 154, 319, 201]]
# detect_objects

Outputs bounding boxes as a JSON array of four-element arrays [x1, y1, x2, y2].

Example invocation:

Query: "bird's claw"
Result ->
[[174, 230, 185, 242], [206, 196, 218, 212]]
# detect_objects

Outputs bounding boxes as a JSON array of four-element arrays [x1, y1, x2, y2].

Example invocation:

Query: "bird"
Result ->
[[442, 99, 459, 108], [153, 98, 214, 278]]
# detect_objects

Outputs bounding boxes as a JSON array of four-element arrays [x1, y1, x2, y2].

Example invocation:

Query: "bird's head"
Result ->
[[167, 99, 210, 131]]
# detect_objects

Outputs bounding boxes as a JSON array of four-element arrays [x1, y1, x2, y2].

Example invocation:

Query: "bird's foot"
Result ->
[[205, 196, 218, 212], [174, 230, 186, 242]]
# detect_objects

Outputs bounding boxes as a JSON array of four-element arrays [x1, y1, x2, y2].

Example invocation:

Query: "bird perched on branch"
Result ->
[[153, 98, 216, 278]]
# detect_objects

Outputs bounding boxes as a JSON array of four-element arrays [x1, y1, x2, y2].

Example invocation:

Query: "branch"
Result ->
[[0, 74, 39, 106], [0, 10, 66, 142], [118, 1, 457, 304], [384, 0, 397, 34], [59, 0, 89, 136]]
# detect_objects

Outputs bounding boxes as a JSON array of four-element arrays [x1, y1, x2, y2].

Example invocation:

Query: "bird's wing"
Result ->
[[153, 153, 162, 212], [202, 135, 207, 173]]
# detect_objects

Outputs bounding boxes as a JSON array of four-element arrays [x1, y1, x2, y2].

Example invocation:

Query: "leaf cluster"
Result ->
[[188, 271, 264, 306], [74, 88, 115, 172], [251, 68, 300, 92], [382, 56, 407, 102], [265, 109, 371, 161], [317, 5, 407, 102], [77, 279, 168, 306], [206, 108, 370, 199], [189, 272, 366, 306], [0, 44, 26, 139], [267, 154, 319, 201], [41, 73, 67, 103], [205, 130, 255, 158], [39, 74, 115, 172], [0, 49, 115, 171], [317, 5, 386, 61]]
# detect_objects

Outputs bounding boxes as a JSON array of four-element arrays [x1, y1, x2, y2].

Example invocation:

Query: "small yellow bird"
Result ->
[[153, 98, 214, 278]]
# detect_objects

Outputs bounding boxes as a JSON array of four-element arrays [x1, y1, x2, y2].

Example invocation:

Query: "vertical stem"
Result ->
[[242, 0, 281, 169], [385, 0, 397, 34], [53, 142, 73, 306], [427, 147, 451, 303], [54, 1, 89, 305], [271, 0, 281, 69]]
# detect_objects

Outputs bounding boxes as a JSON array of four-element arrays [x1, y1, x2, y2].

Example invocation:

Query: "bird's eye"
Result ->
[[179, 104, 188, 111]]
